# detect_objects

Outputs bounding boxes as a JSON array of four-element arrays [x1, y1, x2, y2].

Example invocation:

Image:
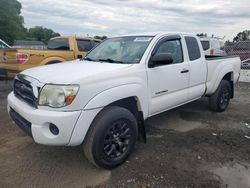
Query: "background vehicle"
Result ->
[[200, 37, 227, 56], [7, 32, 241, 169], [0, 39, 10, 49], [0, 36, 101, 78], [228, 41, 250, 69]]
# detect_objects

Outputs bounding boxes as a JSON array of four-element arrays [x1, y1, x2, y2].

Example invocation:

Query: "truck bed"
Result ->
[[205, 55, 241, 95]]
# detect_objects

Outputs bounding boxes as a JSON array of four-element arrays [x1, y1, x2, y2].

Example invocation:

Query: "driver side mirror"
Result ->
[[149, 53, 173, 68]]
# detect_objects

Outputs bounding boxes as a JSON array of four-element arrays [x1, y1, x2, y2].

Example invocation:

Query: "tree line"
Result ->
[[0, 0, 108, 45], [0, 0, 60, 45]]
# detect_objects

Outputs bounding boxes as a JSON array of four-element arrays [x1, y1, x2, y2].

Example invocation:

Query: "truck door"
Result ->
[[184, 36, 207, 100], [147, 35, 190, 115]]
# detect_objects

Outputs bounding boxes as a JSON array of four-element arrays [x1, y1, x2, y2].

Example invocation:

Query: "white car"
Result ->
[[200, 37, 227, 56], [7, 32, 241, 168]]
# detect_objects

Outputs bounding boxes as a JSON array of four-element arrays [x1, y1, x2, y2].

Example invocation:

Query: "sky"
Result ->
[[18, 0, 250, 40]]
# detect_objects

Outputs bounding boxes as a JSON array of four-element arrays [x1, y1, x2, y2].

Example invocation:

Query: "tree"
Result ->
[[196, 33, 207, 37], [0, 0, 27, 45], [26, 26, 60, 43], [233, 30, 250, 42], [225, 40, 234, 46]]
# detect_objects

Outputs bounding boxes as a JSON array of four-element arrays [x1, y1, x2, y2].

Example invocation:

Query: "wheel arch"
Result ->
[[84, 84, 148, 118], [88, 96, 147, 143], [83, 84, 148, 142], [40, 57, 66, 65], [206, 68, 234, 97], [222, 72, 234, 98]]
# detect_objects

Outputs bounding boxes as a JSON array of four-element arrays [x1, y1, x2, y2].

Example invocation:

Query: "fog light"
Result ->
[[49, 123, 59, 135]]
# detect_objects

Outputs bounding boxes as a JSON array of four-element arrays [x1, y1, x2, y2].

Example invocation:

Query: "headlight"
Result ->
[[39, 84, 79, 108]]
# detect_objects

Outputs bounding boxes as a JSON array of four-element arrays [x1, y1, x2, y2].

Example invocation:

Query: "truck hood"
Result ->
[[21, 60, 133, 84]]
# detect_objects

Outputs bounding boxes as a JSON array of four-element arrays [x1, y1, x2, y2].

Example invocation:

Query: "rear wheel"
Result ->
[[83, 106, 138, 169], [209, 80, 231, 112]]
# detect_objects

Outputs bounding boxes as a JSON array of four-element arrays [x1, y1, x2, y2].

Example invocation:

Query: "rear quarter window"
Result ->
[[77, 40, 93, 51], [47, 38, 70, 50], [201, 41, 210, 50], [185, 37, 201, 61]]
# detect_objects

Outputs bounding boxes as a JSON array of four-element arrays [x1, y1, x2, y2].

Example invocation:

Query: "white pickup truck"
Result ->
[[7, 32, 241, 169]]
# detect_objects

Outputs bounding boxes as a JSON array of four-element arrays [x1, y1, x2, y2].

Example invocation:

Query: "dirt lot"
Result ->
[[0, 80, 250, 188]]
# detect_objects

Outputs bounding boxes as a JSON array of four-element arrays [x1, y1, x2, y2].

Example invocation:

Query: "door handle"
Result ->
[[180, 69, 189, 73]]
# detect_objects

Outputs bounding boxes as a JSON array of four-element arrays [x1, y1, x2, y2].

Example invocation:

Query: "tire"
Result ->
[[83, 106, 138, 169], [209, 80, 231, 112]]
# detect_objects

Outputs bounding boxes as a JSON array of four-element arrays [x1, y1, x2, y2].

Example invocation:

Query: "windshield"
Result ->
[[84, 36, 153, 64]]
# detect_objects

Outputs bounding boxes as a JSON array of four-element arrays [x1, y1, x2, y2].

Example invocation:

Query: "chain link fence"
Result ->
[[225, 41, 250, 70], [225, 41, 250, 82]]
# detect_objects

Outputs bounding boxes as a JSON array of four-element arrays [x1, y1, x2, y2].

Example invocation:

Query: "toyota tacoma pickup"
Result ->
[[7, 32, 241, 169], [0, 36, 101, 79]]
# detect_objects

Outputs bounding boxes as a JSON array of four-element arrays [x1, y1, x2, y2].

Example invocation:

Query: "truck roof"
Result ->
[[112, 32, 197, 38]]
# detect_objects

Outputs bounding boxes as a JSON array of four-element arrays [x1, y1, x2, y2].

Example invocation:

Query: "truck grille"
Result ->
[[14, 79, 37, 107]]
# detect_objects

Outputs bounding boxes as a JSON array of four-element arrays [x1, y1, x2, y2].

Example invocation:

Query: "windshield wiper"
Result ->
[[82, 57, 95, 61], [98, 58, 124, 64]]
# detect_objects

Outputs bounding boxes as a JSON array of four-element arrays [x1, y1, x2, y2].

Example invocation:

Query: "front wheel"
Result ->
[[209, 80, 231, 112], [83, 106, 138, 169]]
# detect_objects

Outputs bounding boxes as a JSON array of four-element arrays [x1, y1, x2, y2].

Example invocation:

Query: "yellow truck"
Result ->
[[0, 36, 101, 78]]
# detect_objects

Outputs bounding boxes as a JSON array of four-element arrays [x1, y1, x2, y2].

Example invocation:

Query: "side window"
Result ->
[[77, 40, 93, 51], [47, 38, 69, 50], [185, 37, 201, 61], [154, 39, 183, 64]]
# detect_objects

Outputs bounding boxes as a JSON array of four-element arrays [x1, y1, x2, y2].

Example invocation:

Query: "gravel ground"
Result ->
[[0, 80, 250, 188], [240, 69, 250, 82]]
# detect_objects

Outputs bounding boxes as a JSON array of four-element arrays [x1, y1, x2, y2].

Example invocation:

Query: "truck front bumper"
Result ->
[[7, 92, 101, 146]]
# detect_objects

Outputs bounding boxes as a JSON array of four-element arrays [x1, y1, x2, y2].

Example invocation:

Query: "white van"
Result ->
[[200, 37, 227, 56]]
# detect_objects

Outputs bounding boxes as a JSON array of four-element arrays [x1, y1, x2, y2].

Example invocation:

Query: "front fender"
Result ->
[[84, 84, 149, 118]]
